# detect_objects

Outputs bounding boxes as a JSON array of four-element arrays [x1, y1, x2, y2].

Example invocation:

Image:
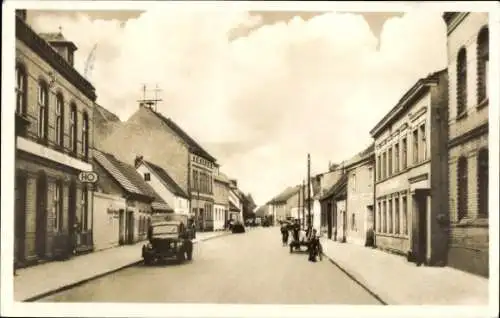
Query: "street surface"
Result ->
[[39, 227, 381, 304]]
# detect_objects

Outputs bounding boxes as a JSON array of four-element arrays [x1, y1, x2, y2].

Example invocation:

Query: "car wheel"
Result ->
[[177, 251, 186, 263]]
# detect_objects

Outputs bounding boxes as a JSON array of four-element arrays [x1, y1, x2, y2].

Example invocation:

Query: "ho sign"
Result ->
[[78, 171, 99, 184]]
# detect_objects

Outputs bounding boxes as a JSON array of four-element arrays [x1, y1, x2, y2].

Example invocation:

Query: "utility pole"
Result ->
[[301, 179, 306, 230], [307, 154, 311, 229]]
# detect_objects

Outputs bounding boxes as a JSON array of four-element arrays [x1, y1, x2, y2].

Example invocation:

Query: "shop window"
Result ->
[[457, 156, 468, 220], [477, 148, 488, 218]]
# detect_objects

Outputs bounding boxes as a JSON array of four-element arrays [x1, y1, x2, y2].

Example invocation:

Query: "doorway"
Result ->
[[15, 173, 27, 264], [68, 179, 77, 254], [118, 209, 125, 245], [127, 211, 134, 244], [35, 172, 48, 259], [327, 202, 332, 239], [412, 190, 428, 265]]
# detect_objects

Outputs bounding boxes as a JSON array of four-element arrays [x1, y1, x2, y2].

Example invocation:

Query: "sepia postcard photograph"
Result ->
[[1, 1, 499, 317]]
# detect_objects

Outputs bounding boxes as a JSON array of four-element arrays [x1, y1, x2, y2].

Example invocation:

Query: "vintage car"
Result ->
[[142, 220, 194, 265]]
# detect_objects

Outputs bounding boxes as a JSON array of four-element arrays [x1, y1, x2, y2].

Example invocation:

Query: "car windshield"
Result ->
[[152, 224, 178, 236]]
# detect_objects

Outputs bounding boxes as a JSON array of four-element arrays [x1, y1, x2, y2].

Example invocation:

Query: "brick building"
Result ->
[[443, 12, 489, 277], [99, 103, 218, 232], [344, 143, 375, 246], [370, 70, 449, 266], [14, 10, 97, 268]]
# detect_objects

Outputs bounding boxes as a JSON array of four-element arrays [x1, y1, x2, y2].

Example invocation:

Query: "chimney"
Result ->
[[16, 9, 27, 21], [134, 155, 144, 168]]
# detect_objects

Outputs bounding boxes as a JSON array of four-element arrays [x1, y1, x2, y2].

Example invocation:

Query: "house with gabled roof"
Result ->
[[99, 103, 218, 232], [93, 149, 171, 250], [267, 185, 301, 224], [320, 170, 348, 241], [134, 156, 190, 218]]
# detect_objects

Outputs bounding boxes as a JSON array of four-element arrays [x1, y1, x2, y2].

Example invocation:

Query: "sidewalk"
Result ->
[[14, 231, 229, 302], [320, 238, 489, 305]]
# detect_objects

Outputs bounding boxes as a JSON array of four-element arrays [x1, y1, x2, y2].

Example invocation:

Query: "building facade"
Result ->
[[318, 166, 345, 237], [134, 157, 189, 216], [93, 150, 171, 247], [267, 186, 301, 224], [344, 144, 375, 246], [443, 12, 489, 277], [370, 70, 449, 266], [15, 11, 97, 268], [320, 173, 348, 241], [99, 103, 218, 232], [213, 170, 230, 231]]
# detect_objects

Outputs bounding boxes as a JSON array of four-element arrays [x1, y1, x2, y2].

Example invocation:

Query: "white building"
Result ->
[[134, 157, 190, 217]]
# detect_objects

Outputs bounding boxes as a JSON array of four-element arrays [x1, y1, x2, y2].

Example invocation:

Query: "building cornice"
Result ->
[[444, 12, 470, 36], [16, 16, 96, 102], [370, 70, 445, 138]]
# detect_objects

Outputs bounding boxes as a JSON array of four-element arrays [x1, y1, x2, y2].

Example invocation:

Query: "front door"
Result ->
[[68, 180, 77, 254], [15, 173, 27, 265], [35, 172, 48, 259], [412, 191, 428, 264], [326, 202, 332, 239]]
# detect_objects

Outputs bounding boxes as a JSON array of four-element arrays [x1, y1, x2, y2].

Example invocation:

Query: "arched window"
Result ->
[[456, 48, 467, 116], [82, 112, 89, 159], [37, 80, 49, 140], [457, 156, 468, 220], [70, 103, 77, 154], [477, 148, 488, 218], [477, 27, 489, 104], [16, 64, 27, 115], [55, 94, 65, 147]]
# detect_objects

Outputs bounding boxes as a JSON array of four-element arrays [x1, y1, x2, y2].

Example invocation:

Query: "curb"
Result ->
[[23, 233, 230, 302], [321, 251, 389, 305]]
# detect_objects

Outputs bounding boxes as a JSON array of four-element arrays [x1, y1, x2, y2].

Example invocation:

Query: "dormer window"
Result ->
[[144, 173, 151, 181]]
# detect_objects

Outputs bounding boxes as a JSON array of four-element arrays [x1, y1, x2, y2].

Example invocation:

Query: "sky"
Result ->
[[27, 7, 447, 206]]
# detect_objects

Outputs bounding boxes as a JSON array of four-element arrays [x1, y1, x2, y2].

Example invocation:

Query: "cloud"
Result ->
[[30, 8, 447, 205]]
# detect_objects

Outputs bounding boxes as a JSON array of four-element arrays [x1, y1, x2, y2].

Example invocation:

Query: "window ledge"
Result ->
[[453, 217, 488, 228], [477, 98, 488, 110], [456, 111, 468, 121]]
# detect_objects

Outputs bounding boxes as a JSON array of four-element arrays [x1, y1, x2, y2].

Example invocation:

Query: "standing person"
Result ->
[[308, 229, 323, 262], [280, 222, 289, 246]]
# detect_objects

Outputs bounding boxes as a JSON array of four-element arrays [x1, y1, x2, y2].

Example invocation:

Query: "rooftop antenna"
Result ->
[[137, 84, 163, 111]]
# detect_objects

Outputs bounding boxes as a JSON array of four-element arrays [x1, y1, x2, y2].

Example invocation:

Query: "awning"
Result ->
[[229, 201, 240, 212]]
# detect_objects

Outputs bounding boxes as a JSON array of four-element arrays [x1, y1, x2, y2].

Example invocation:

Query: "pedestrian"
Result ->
[[308, 229, 323, 262], [280, 222, 289, 246]]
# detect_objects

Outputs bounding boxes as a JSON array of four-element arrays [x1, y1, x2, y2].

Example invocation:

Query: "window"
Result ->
[[37, 81, 49, 139], [383, 201, 387, 233], [82, 112, 89, 159], [368, 167, 373, 186], [402, 196, 408, 235], [394, 144, 400, 173], [144, 173, 151, 181], [413, 129, 419, 164], [388, 148, 393, 176], [377, 155, 381, 181], [388, 199, 393, 234], [420, 124, 427, 161], [478, 148, 488, 218], [193, 170, 199, 191], [16, 64, 27, 115], [70, 104, 77, 154], [54, 181, 63, 231], [82, 186, 89, 230], [477, 27, 489, 104], [382, 152, 387, 179], [351, 213, 356, 231], [56, 94, 64, 146], [351, 173, 356, 192], [402, 138, 407, 169], [457, 156, 468, 220], [457, 48, 467, 116], [395, 197, 400, 234]]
